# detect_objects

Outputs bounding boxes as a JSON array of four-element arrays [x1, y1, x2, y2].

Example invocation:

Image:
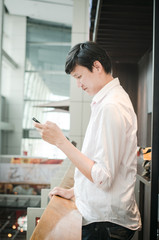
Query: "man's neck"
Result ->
[[100, 73, 114, 89]]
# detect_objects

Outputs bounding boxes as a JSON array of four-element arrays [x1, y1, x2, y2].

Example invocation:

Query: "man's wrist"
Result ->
[[56, 135, 68, 149], [68, 188, 74, 199]]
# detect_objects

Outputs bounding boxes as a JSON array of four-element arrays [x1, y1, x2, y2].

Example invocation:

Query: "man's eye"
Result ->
[[77, 75, 81, 79]]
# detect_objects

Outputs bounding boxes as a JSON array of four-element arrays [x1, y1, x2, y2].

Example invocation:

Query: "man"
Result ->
[[34, 41, 141, 240]]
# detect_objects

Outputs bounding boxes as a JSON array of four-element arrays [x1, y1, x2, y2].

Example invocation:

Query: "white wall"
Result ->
[[1, 13, 26, 154], [69, 0, 92, 150]]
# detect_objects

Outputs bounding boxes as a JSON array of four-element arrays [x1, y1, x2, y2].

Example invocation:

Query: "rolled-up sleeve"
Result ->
[[91, 163, 112, 190], [91, 104, 126, 191]]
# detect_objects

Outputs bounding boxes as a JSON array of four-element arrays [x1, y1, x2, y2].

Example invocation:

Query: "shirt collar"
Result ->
[[92, 78, 120, 105]]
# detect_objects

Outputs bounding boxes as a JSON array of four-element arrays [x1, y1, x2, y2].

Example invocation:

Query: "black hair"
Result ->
[[65, 41, 112, 74]]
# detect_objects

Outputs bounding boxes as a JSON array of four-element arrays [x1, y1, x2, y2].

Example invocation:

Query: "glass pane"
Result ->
[[26, 44, 71, 71], [24, 72, 68, 100], [27, 20, 71, 43], [40, 73, 70, 97]]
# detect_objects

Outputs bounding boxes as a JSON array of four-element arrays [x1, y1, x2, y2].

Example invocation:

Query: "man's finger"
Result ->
[[34, 122, 43, 129]]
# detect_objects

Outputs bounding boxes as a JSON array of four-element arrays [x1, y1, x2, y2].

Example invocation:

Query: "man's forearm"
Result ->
[[57, 138, 94, 182]]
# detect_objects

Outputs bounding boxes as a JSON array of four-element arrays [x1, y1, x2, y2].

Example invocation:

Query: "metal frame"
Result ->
[[150, 0, 159, 239], [0, 0, 4, 154], [93, 0, 102, 42]]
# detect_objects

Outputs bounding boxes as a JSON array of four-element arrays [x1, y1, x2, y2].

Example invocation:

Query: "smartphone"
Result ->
[[32, 117, 41, 123]]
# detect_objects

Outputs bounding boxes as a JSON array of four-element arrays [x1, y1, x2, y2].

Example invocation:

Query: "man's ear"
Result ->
[[93, 60, 102, 72]]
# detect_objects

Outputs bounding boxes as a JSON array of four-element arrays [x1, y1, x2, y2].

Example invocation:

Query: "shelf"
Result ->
[[136, 174, 151, 186]]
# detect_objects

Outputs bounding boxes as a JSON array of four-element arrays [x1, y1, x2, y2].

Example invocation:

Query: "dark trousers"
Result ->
[[82, 222, 135, 240]]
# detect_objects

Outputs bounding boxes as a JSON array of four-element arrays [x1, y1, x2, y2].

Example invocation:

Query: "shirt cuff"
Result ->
[[91, 163, 111, 190]]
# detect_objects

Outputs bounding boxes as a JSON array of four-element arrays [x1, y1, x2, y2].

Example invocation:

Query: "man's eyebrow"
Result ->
[[72, 73, 78, 77]]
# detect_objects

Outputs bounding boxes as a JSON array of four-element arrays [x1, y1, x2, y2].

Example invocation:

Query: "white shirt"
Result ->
[[74, 78, 141, 230]]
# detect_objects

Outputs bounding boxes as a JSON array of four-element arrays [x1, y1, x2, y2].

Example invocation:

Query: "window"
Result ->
[[22, 19, 71, 158]]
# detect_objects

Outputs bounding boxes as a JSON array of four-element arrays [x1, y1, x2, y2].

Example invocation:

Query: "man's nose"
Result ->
[[77, 79, 82, 88]]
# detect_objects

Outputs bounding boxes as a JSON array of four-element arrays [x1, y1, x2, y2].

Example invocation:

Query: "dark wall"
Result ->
[[112, 62, 138, 114], [112, 52, 152, 147]]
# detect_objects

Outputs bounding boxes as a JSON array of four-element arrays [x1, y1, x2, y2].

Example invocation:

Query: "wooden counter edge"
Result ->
[[30, 195, 82, 240]]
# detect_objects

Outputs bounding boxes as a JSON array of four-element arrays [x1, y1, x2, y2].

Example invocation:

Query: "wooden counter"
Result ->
[[30, 195, 82, 240]]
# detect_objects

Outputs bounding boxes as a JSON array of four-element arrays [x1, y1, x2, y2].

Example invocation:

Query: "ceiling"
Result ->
[[4, 0, 73, 26], [4, 0, 153, 64], [90, 0, 153, 64]]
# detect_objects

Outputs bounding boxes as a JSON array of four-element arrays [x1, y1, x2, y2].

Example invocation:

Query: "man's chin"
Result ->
[[83, 88, 94, 96]]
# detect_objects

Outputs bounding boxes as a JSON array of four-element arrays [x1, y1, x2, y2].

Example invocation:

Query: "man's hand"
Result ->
[[33, 121, 66, 147], [33, 121, 94, 183], [48, 187, 74, 200]]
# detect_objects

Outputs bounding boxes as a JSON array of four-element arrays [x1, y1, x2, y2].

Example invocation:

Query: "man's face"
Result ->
[[71, 64, 102, 96]]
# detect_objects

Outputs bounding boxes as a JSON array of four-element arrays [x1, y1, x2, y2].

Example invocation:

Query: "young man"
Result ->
[[34, 41, 141, 240]]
